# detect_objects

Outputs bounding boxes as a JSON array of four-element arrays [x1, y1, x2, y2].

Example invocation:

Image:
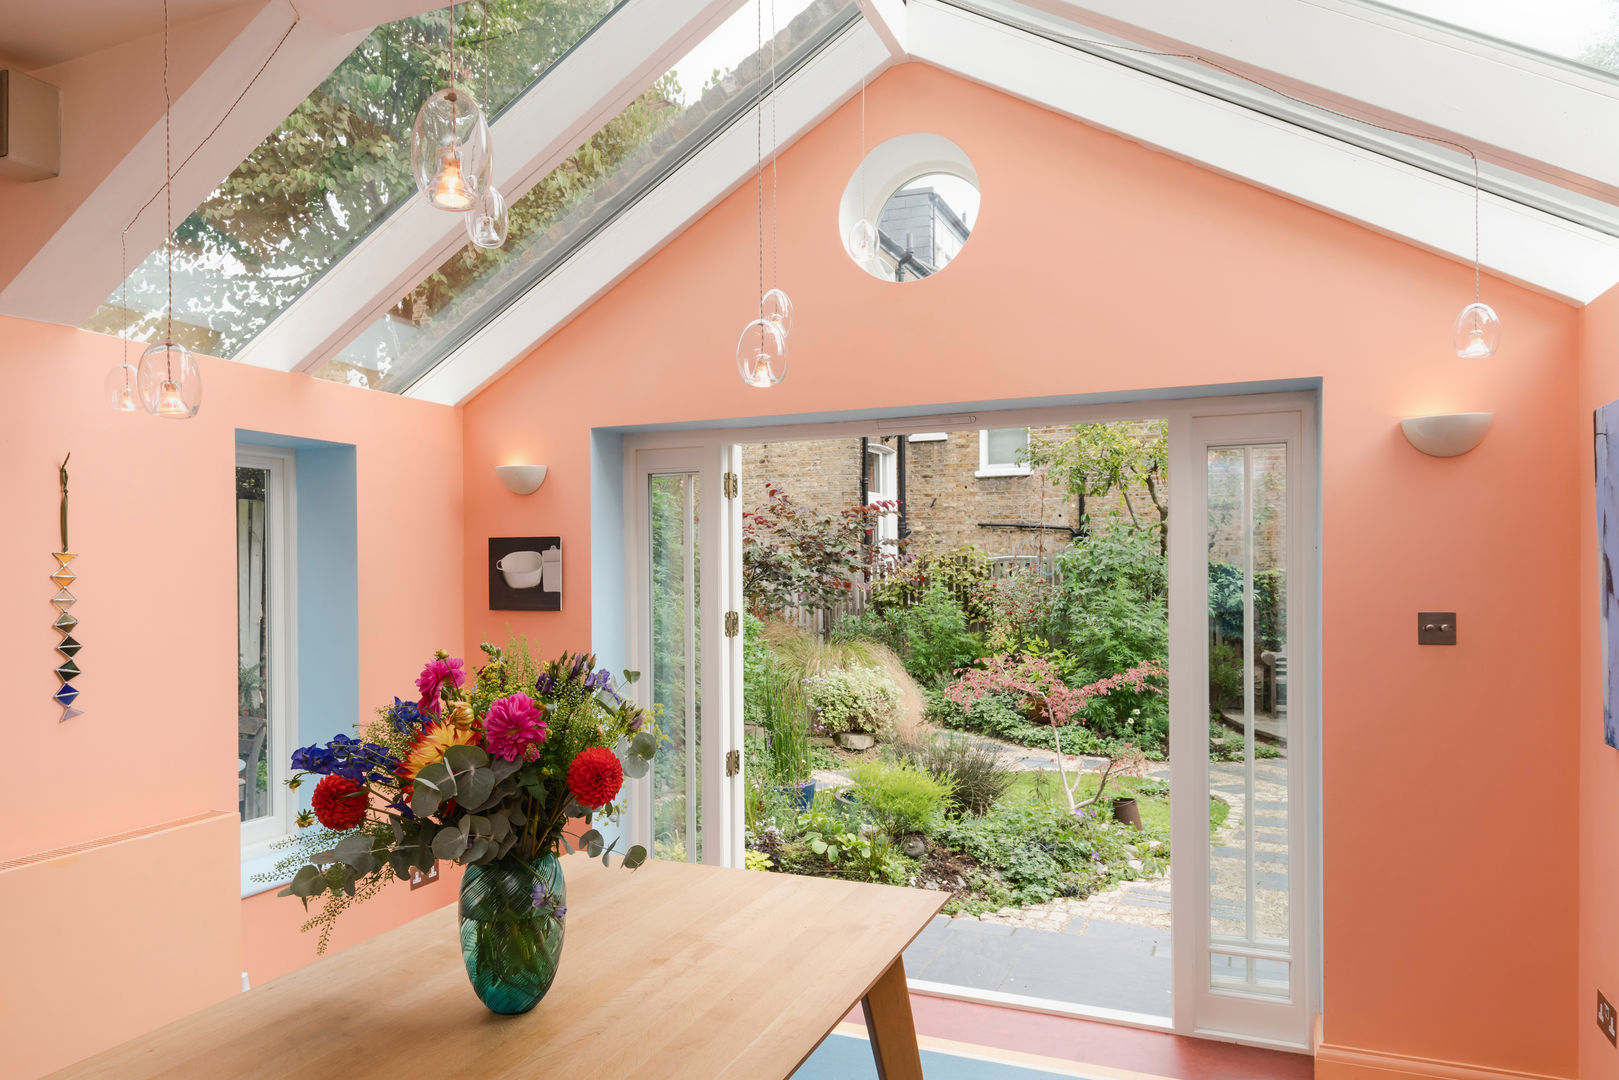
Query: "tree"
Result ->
[[742, 484, 905, 618], [1024, 420, 1168, 554]]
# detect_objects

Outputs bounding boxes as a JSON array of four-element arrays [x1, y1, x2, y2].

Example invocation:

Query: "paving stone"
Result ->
[[1000, 928, 1172, 1016], [909, 921, 1029, 991]]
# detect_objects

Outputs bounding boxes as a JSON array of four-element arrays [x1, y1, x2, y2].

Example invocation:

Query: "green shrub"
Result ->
[[837, 582, 981, 688], [757, 656, 812, 784], [1208, 641, 1245, 709], [892, 733, 1013, 816], [805, 664, 901, 737], [869, 544, 993, 621], [848, 761, 955, 836]]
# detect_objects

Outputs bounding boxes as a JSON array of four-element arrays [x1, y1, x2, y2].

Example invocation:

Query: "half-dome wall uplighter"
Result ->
[[1400, 412, 1493, 458], [495, 464, 548, 495]]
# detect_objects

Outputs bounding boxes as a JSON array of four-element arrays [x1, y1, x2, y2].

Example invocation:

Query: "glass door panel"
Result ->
[[648, 472, 701, 864]]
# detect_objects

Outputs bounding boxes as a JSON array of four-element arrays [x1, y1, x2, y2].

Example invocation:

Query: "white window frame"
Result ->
[[866, 441, 900, 551], [237, 446, 299, 851], [976, 427, 1032, 477]]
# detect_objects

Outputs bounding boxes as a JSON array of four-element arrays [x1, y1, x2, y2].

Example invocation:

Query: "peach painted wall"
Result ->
[[460, 64, 1583, 1077], [0, 314, 464, 1075], [1580, 287, 1619, 1080]]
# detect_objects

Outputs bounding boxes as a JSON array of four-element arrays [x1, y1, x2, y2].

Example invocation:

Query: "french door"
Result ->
[[1169, 407, 1314, 1048], [624, 445, 745, 868]]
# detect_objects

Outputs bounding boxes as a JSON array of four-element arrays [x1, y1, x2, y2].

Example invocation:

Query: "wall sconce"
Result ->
[[495, 464, 548, 495], [1400, 413, 1493, 458]]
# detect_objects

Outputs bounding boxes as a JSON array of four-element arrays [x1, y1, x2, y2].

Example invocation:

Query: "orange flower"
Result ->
[[396, 721, 479, 786]]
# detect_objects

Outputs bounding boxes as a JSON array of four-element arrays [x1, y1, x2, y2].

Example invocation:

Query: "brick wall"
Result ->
[[741, 421, 1169, 560]]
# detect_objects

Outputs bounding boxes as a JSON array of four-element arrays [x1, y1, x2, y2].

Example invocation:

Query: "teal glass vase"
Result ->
[[458, 850, 566, 1014]]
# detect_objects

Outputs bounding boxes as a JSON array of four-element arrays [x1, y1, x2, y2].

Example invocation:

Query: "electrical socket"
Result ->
[[1599, 990, 1617, 1048], [408, 864, 439, 891]]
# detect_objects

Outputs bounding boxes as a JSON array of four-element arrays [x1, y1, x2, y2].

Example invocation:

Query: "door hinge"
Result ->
[[725, 749, 740, 777], [723, 471, 739, 499], [723, 610, 740, 637]]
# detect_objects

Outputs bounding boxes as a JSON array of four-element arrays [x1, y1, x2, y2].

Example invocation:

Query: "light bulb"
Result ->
[[431, 148, 475, 211], [761, 287, 793, 337], [847, 219, 879, 266], [466, 183, 508, 248], [412, 88, 490, 212], [1453, 301, 1499, 359], [136, 341, 201, 419], [104, 362, 140, 412], [736, 318, 787, 388]]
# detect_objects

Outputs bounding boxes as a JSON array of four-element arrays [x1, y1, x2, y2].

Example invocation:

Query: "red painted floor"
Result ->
[[842, 995, 1315, 1080]]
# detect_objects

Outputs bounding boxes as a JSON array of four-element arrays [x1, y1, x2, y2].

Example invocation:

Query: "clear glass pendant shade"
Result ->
[[136, 341, 202, 419], [412, 88, 491, 212], [104, 362, 140, 412], [847, 219, 879, 267], [466, 183, 508, 248], [736, 319, 787, 388], [761, 288, 793, 337], [1453, 302, 1500, 359]]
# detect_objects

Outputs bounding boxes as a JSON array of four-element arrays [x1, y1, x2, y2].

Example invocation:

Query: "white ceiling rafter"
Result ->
[[239, 0, 747, 374], [854, 0, 908, 59], [903, 0, 1619, 303], [0, 0, 366, 326], [407, 18, 894, 404]]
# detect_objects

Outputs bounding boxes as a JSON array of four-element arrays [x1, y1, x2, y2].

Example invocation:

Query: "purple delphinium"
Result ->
[[531, 880, 567, 920]]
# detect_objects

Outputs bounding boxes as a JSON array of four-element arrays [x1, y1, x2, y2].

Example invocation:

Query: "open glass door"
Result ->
[[627, 445, 745, 868], [1171, 407, 1314, 1048]]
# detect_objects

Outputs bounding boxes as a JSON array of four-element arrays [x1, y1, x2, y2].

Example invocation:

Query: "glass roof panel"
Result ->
[[1354, 0, 1619, 75], [316, 0, 859, 393], [82, 0, 624, 359]]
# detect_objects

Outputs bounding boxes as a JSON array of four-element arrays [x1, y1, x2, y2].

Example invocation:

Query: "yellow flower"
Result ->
[[445, 701, 475, 729], [398, 722, 480, 783]]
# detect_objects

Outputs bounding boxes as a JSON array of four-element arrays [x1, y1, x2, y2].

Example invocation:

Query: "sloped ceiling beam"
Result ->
[[0, 0, 366, 326], [1011, 0, 1619, 202], [237, 0, 747, 373], [407, 19, 894, 405], [855, 0, 908, 59], [905, 0, 1619, 305]]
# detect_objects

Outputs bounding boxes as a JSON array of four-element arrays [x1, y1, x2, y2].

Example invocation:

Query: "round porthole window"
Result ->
[[839, 133, 979, 282]]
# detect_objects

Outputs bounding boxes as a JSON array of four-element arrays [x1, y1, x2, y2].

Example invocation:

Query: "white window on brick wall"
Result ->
[[977, 428, 1031, 477]]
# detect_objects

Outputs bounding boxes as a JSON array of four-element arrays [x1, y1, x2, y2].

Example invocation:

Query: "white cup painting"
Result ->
[[489, 537, 563, 611]]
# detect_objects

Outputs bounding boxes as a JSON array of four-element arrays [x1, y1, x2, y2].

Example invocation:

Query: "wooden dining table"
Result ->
[[48, 854, 948, 1080]]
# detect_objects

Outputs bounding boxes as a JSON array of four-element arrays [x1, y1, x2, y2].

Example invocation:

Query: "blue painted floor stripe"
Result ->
[[791, 1034, 1102, 1079]]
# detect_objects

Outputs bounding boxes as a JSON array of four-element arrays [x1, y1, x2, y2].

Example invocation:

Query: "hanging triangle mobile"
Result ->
[[54, 455, 80, 722]]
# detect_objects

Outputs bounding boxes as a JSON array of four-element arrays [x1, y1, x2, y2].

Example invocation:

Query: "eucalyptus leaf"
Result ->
[[489, 756, 524, 783], [623, 845, 649, 869], [432, 827, 469, 861], [622, 669, 640, 685], [621, 754, 649, 780], [629, 731, 658, 759], [580, 828, 605, 858], [560, 835, 575, 854], [333, 832, 384, 876], [412, 759, 453, 817]]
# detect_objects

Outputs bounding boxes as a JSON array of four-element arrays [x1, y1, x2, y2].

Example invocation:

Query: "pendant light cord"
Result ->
[[1023, 20, 1485, 301], [163, 0, 173, 353], [755, 0, 764, 321], [770, 0, 778, 293]]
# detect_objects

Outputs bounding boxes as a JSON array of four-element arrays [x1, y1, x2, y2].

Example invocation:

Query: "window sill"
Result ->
[[975, 466, 1032, 478], [241, 835, 298, 899]]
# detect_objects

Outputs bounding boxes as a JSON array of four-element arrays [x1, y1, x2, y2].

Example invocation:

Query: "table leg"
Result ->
[[860, 955, 923, 1080]]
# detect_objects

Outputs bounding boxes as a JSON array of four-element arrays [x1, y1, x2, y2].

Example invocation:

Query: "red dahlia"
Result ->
[[567, 747, 624, 809], [311, 774, 368, 830]]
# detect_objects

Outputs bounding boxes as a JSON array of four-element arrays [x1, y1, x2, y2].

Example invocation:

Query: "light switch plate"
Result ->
[[408, 864, 439, 891], [1417, 612, 1457, 645], [1599, 990, 1617, 1047]]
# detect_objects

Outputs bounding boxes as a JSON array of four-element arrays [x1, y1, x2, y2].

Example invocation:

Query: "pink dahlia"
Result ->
[[484, 692, 550, 762], [416, 656, 465, 715]]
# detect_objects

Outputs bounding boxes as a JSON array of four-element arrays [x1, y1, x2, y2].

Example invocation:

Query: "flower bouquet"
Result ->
[[265, 640, 658, 1014]]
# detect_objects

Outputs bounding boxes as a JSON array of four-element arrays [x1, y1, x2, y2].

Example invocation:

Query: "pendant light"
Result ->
[[466, 18, 508, 249], [134, 0, 201, 420], [736, 0, 788, 387], [412, 3, 491, 213], [1452, 154, 1498, 359], [845, 62, 879, 270]]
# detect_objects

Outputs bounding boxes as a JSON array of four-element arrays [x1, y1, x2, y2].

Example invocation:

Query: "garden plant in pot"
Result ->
[[263, 642, 658, 1015]]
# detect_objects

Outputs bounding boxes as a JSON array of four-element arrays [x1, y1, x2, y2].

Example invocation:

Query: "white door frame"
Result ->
[[623, 443, 745, 868], [619, 389, 1319, 1050]]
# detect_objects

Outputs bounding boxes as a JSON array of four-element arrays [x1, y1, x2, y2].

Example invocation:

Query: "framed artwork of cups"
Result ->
[[489, 537, 562, 611]]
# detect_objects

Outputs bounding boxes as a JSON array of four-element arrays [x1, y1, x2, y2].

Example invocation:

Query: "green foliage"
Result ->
[[1208, 723, 1284, 761], [744, 850, 774, 872], [804, 664, 901, 738], [1208, 564, 1287, 652], [869, 544, 994, 622], [756, 654, 813, 784], [1209, 641, 1245, 709], [890, 733, 1014, 817], [936, 801, 1158, 913], [847, 761, 955, 837], [1024, 420, 1169, 546], [836, 582, 981, 688]]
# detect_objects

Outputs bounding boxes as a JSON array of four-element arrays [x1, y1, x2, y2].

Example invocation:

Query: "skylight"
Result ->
[[1356, 0, 1619, 75], [82, 1, 624, 359], [315, 0, 859, 394]]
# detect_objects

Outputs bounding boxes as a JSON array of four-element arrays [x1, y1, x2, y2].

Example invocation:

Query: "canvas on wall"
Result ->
[[1598, 401, 1619, 749], [489, 537, 561, 611]]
